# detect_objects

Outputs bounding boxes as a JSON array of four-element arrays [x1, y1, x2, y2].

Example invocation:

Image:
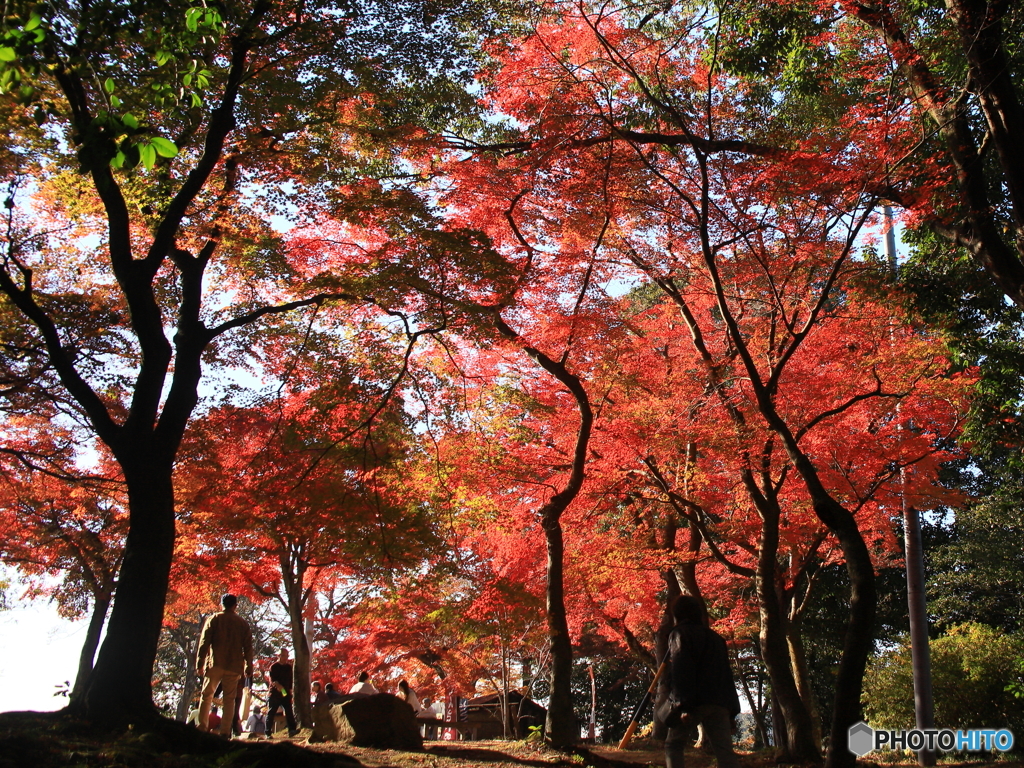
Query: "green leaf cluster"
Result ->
[[708, 0, 856, 140], [798, 562, 911, 734], [76, 109, 178, 172], [927, 496, 1024, 634], [2, 0, 228, 173], [570, 631, 652, 744], [900, 229, 1024, 489], [0, 4, 55, 125], [863, 623, 1024, 743]]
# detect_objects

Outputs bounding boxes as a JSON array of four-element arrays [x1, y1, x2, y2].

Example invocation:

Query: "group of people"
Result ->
[[309, 670, 374, 704], [189, 593, 438, 740], [310, 672, 441, 718], [189, 593, 298, 739], [191, 591, 742, 766]]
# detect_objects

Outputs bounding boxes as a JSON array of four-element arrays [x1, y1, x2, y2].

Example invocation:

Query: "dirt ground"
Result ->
[[294, 738, 1024, 768], [1, 711, 1021, 768]]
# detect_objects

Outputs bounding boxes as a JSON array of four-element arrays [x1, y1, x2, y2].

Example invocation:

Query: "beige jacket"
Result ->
[[197, 610, 253, 675]]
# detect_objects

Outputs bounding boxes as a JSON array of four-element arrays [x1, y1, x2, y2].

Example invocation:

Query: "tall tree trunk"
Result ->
[[490, 316, 593, 750], [802, 495, 875, 768], [785, 618, 822, 747], [290, 612, 312, 729], [500, 639, 512, 740], [542, 508, 577, 747], [746, 427, 876, 768], [770, 690, 786, 750], [73, 457, 176, 721], [174, 623, 202, 722], [70, 590, 112, 703], [282, 549, 312, 729], [783, 541, 829, 750], [755, 500, 820, 762]]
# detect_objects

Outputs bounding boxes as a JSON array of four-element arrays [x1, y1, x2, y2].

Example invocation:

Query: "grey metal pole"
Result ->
[[904, 504, 936, 766], [884, 205, 936, 766]]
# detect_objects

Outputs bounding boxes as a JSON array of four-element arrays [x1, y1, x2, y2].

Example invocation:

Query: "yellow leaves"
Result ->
[[35, 170, 105, 224]]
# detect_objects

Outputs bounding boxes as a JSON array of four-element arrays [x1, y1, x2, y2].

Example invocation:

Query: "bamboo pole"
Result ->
[[617, 652, 670, 749]]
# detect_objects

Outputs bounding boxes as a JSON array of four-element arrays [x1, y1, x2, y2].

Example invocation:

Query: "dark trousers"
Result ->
[[665, 704, 738, 768], [267, 690, 297, 734]]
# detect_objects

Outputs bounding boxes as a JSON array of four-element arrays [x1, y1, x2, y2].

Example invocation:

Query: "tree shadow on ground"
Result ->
[[426, 745, 576, 768], [0, 710, 360, 768]]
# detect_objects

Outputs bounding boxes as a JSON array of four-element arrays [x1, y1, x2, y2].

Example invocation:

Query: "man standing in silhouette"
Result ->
[[196, 594, 253, 737], [266, 647, 299, 737], [663, 595, 740, 768]]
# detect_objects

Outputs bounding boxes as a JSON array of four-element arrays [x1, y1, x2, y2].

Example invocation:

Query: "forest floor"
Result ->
[[332, 741, 1023, 768], [1, 711, 1022, 768]]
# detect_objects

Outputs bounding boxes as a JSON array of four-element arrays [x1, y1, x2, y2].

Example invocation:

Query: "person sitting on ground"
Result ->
[[245, 705, 267, 739], [324, 682, 345, 702], [423, 697, 442, 718], [397, 679, 423, 713], [348, 671, 378, 695], [311, 680, 325, 705], [420, 697, 441, 739]]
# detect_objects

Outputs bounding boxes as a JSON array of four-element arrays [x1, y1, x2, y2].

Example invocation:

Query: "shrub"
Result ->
[[862, 623, 1024, 742]]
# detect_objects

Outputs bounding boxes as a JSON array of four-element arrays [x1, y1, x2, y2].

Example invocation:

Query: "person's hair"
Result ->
[[358, 671, 369, 682], [398, 679, 410, 692], [325, 683, 335, 692], [671, 594, 705, 625], [222, 594, 237, 609]]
